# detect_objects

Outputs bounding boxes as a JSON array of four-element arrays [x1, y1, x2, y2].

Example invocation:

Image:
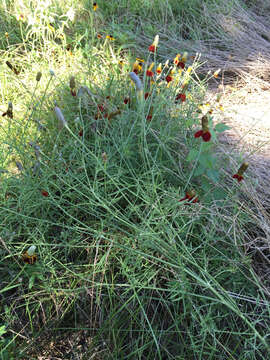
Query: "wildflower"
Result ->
[[17, 14, 25, 22], [69, 76, 76, 96], [98, 104, 105, 112], [54, 103, 67, 129], [6, 61, 20, 75], [95, 103, 106, 119], [175, 53, 187, 69], [108, 109, 121, 121], [36, 72, 42, 82], [118, 60, 124, 66], [146, 62, 155, 77], [232, 162, 248, 182], [181, 52, 188, 63], [97, 33, 103, 39], [132, 60, 143, 74], [148, 34, 159, 53], [181, 82, 189, 93], [146, 107, 153, 121], [2, 102, 13, 119], [217, 104, 224, 112], [194, 115, 211, 142], [22, 245, 37, 265], [198, 103, 210, 113], [175, 93, 186, 102], [93, 2, 98, 11], [124, 97, 130, 104], [47, 23, 55, 32], [174, 54, 181, 66], [5, 32, 9, 38], [179, 190, 199, 204], [136, 58, 144, 64], [41, 190, 49, 197], [213, 69, 221, 78], [156, 63, 162, 74], [166, 70, 174, 83], [144, 92, 151, 100], [106, 35, 115, 41], [79, 129, 83, 136]]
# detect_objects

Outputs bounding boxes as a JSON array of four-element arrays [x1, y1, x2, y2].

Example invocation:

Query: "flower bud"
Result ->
[[36, 72, 42, 82], [69, 76, 75, 89], [237, 162, 248, 176], [201, 115, 209, 132], [54, 104, 67, 129], [27, 245, 36, 256]]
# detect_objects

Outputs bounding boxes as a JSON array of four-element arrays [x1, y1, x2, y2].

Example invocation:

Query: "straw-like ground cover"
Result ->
[[0, 0, 270, 359]]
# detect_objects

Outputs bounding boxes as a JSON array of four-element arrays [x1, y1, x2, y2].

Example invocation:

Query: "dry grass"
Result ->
[[157, 2, 270, 86]]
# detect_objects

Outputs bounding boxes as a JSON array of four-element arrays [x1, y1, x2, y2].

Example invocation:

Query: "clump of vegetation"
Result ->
[[1, 1, 270, 359]]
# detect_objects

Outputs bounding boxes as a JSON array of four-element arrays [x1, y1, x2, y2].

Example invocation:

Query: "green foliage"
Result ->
[[0, 0, 269, 359]]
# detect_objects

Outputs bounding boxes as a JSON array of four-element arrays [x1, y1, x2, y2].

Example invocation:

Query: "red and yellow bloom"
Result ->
[[146, 62, 155, 77], [179, 190, 199, 204], [148, 35, 159, 53], [22, 245, 37, 265], [132, 60, 143, 74], [194, 115, 211, 142], [41, 190, 49, 197], [232, 162, 248, 182], [175, 93, 186, 102], [156, 63, 162, 74]]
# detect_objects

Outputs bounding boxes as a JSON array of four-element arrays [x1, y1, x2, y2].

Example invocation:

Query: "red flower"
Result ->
[[98, 104, 105, 112], [146, 62, 155, 77], [166, 75, 173, 83], [177, 61, 185, 69], [144, 92, 150, 99], [232, 163, 248, 182], [175, 93, 186, 102], [194, 129, 211, 142], [41, 190, 49, 197], [194, 115, 211, 142], [79, 130, 83, 136], [148, 35, 159, 53], [232, 174, 244, 182], [179, 191, 199, 204], [70, 89, 76, 97], [124, 97, 130, 104], [147, 107, 153, 121], [156, 63, 162, 74]]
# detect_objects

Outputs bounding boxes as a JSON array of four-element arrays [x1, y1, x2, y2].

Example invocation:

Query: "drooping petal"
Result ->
[[202, 131, 211, 142], [194, 130, 204, 138]]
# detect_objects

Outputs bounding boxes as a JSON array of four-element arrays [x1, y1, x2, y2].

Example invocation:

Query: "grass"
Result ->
[[1, 0, 270, 359]]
